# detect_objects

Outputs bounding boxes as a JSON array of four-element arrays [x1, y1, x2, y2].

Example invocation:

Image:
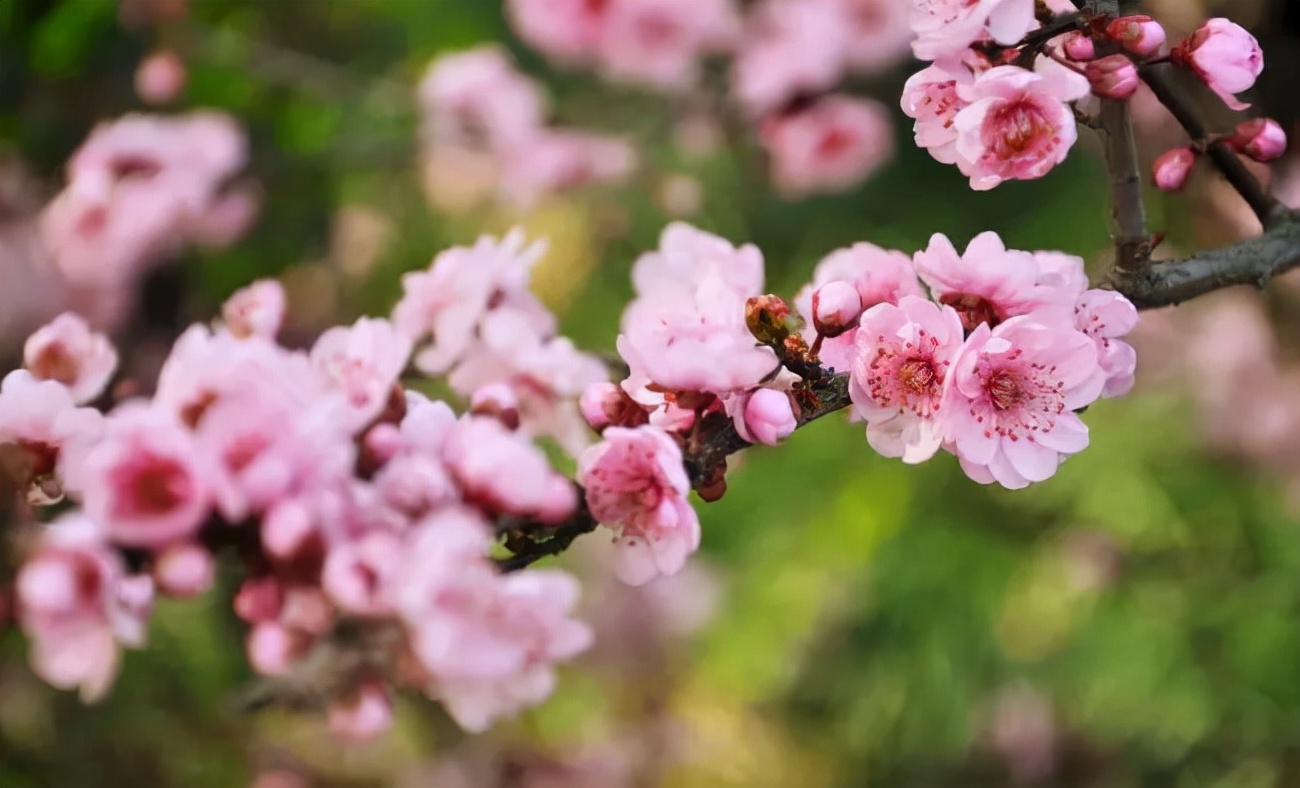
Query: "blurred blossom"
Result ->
[[759, 95, 894, 199], [23, 312, 118, 405], [134, 51, 186, 105], [989, 685, 1058, 783]]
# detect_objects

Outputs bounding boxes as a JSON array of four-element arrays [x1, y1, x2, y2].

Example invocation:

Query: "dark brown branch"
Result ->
[[1139, 63, 1286, 227], [1107, 211, 1300, 308], [1100, 97, 1153, 272]]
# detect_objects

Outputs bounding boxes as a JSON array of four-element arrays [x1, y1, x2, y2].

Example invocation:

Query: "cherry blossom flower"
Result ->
[[1172, 18, 1263, 111], [80, 404, 213, 549], [221, 279, 286, 340], [595, 0, 740, 90], [310, 317, 412, 432], [910, 0, 1036, 62], [16, 515, 150, 701], [322, 532, 403, 616], [135, 50, 186, 104], [902, 62, 974, 165], [328, 682, 394, 743], [734, 387, 797, 446], [618, 223, 776, 394], [0, 370, 104, 499], [442, 416, 572, 519], [796, 242, 925, 372], [943, 315, 1103, 489], [497, 129, 636, 208], [1154, 146, 1197, 191], [913, 232, 1078, 331], [849, 296, 965, 463], [506, 0, 608, 63], [578, 425, 701, 585], [951, 61, 1090, 190], [732, 0, 853, 116], [1073, 290, 1139, 398], [22, 313, 117, 405], [1227, 118, 1287, 162], [759, 95, 894, 199], [842, 0, 914, 73], [417, 46, 546, 148]]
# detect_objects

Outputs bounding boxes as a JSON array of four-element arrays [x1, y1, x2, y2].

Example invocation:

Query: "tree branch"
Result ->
[[1100, 97, 1152, 272], [1139, 63, 1286, 227]]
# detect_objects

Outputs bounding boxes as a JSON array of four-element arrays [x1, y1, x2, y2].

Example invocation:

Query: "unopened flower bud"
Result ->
[[470, 383, 520, 429], [1227, 118, 1287, 162], [329, 682, 393, 743], [745, 294, 791, 345], [1171, 19, 1263, 110], [743, 388, 798, 446], [1153, 146, 1197, 191], [234, 575, 284, 623], [154, 543, 215, 598], [246, 622, 299, 676], [135, 50, 186, 105], [1062, 32, 1096, 61], [811, 281, 863, 338], [1086, 54, 1140, 100], [1106, 15, 1166, 58], [538, 476, 578, 524]]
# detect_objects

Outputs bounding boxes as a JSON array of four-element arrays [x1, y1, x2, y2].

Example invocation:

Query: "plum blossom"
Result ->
[[221, 279, 286, 340], [842, 0, 914, 73], [902, 62, 974, 165], [328, 682, 394, 743], [578, 425, 701, 585], [497, 129, 636, 208], [759, 95, 894, 198], [943, 315, 1103, 489], [850, 297, 966, 463], [952, 61, 1090, 190], [0, 370, 104, 499], [135, 50, 186, 104], [1073, 290, 1139, 398], [618, 223, 776, 394], [910, 0, 1037, 62], [1154, 146, 1197, 191], [80, 404, 213, 549], [417, 45, 546, 148], [16, 515, 151, 701], [443, 416, 573, 519], [734, 388, 797, 446], [1172, 18, 1263, 111], [913, 232, 1078, 331], [732, 0, 854, 116], [23, 312, 118, 404], [506, 0, 605, 62], [796, 242, 925, 372], [310, 317, 412, 432]]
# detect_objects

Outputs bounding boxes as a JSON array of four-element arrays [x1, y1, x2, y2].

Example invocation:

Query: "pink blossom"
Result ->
[[732, 0, 853, 116], [498, 129, 636, 208], [80, 404, 213, 549], [577, 425, 700, 585], [417, 46, 545, 148], [153, 542, 214, 598], [943, 315, 1103, 489], [901, 62, 974, 165], [442, 416, 561, 517], [1085, 54, 1140, 100], [393, 230, 553, 374], [618, 224, 775, 394], [913, 232, 1078, 331], [736, 388, 797, 446], [246, 621, 302, 676], [759, 95, 894, 198], [1074, 290, 1139, 398], [849, 297, 965, 463], [1105, 15, 1165, 58], [595, 0, 740, 90], [135, 50, 186, 104], [1227, 118, 1287, 162], [310, 317, 412, 432], [0, 370, 104, 498], [811, 281, 863, 338], [1172, 18, 1263, 111], [952, 61, 1090, 190], [910, 0, 1037, 62], [16, 515, 148, 701], [842, 0, 914, 73], [221, 279, 286, 340], [506, 0, 606, 62], [1062, 32, 1096, 62], [322, 532, 402, 616], [23, 313, 118, 405], [329, 682, 394, 743], [1153, 146, 1197, 191], [795, 241, 925, 373]]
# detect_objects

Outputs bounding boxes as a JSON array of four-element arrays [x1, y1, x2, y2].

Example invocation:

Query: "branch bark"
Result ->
[[1100, 97, 1152, 273]]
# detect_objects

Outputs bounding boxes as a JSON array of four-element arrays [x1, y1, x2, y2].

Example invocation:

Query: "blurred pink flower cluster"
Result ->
[[7, 231, 613, 734], [417, 47, 636, 211], [503, 0, 911, 199]]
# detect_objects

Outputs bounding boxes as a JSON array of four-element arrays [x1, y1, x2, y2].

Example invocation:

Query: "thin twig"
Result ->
[[1139, 63, 1286, 227]]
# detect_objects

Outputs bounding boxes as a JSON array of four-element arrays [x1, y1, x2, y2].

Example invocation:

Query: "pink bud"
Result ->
[[538, 475, 578, 525], [469, 383, 520, 429], [153, 543, 214, 598], [1106, 15, 1166, 58], [262, 500, 315, 560], [234, 575, 283, 623], [1086, 54, 1140, 100], [246, 622, 299, 676], [579, 381, 647, 431], [328, 682, 393, 743], [811, 281, 863, 338], [1227, 118, 1287, 162], [362, 423, 404, 465], [1062, 32, 1096, 62], [135, 50, 186, 105], [1153, 146, 1197, 191], [1171, 19, 1263, 111], [743, 388, 797, 446]]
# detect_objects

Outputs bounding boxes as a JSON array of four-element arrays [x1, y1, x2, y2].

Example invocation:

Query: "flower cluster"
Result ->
[[501, 0, 910, 200], [6, 232, 606, 735], [416, 46, 636, 211]]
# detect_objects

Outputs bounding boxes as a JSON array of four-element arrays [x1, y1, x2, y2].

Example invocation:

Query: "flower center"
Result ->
[[29, 343, 80, 387], [989, 101, 1051, 157], [114, 453, 191, 517], [939, 293, 1000, 331], [898, 358, 937, 395], [987, 370, 1023, 411]]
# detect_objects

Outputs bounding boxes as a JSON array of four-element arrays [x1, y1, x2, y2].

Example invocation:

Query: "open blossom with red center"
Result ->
[[942, 316, 1104, 489], [1073, 290, 1139, 398], [23, 313, 118, 405], [309, 317, 412, 433], [909, 0, 1036, 62], [913, 232, 1079, 331], [577, 425, 700, 586], [849, 296, 965, 463], [758, 94, 894, 199], [0, 370, 105, 498], [952, 61, 1089, 191], [80, 405, 213, 549], [902, 61, 973, 165]]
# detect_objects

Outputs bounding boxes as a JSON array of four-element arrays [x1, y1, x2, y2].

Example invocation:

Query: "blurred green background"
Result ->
[[3, 1, 1300, 786]]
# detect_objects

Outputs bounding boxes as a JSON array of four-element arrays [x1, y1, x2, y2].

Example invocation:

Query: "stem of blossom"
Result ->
[[1099, 97, 1152, 273], [1139, 63, 1286, 227]]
